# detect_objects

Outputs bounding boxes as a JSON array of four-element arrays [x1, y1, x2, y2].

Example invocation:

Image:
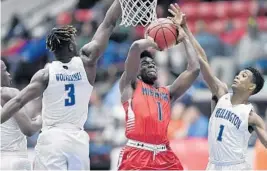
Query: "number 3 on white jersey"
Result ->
[[65, 84, 75, 106]]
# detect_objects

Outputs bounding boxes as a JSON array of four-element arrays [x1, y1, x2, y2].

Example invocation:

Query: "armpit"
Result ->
[[212, 95, 218, 103]]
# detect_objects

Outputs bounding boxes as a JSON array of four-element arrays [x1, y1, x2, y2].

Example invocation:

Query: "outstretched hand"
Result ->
[[167, 3, 187, 43], [168, 3, 186, 26]]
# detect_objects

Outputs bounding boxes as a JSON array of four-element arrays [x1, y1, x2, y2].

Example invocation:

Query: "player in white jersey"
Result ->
[[1, 60, 42, 170], [169, 4, 267, 170], [1, 1, 122, 170]]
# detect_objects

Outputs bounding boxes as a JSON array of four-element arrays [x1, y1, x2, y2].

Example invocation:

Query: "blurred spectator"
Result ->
[[76, 0, 99, 9], [236, 17, 265, 68], [254, 110, 267, 170], [103, 79, 121, 108], [220, 20, 245, 54], [90, 132, 112, 170], [168, 103, 186, 140], [3, 14, 31, 45], [84, 90, 111, 130], [195, 20, 226, 59], [77, 21, 98, 49], [257, 0, 267, 16], [185, 106, 209, 138], [102, 105, 126, 146], [14, 54, 48, 89]]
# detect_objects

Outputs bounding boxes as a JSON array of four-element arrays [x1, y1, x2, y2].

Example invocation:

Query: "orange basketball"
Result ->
[[145, 18, 179, 50]]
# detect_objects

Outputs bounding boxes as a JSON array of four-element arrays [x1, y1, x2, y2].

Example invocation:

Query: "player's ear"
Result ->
[[68, 43, 74, 52], [248, 83, 256, 92]]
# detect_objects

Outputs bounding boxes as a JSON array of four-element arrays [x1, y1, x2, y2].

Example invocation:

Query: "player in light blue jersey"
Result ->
[[169, 3, 267, 170]]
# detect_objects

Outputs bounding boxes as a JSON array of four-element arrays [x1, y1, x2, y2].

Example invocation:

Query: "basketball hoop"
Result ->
[[119, 0, 158, 27]]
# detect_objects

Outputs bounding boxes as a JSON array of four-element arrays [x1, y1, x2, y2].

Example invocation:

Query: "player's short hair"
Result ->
[[46, 25, 77, 52], [1, 58, 10, 72], [140, 50, 153, 59], [245, 67, 265, 95]]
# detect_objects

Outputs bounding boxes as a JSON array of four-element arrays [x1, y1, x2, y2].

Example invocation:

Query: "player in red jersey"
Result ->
[[118, 7, 200, 170]]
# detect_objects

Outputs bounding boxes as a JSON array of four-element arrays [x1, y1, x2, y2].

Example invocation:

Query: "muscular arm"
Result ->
[[1, 88, 42, 136], [182, 23, 228, 99], [80, 0, 121, 64], [1, 68, 48, 123], [167, 37, 200, 100], [14, 107, 42, 137], [119, 38, 158, 94], [249, 111, 267, 148]]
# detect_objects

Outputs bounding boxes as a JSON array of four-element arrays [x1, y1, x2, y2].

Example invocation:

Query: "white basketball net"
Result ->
[[119, 0, 157, 27]]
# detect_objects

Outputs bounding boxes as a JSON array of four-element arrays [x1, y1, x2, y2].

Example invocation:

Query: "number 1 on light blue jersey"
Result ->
[[217, 124, 225, 141]]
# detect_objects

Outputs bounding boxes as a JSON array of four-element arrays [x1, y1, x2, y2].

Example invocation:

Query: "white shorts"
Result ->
[[0, 153, 31, 170], [33, 127, 90, 170], [206, 161, 252, 171]]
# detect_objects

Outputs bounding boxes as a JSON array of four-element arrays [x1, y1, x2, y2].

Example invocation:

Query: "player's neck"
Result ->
[[55, 55, 73, 63], [141, 78, 155, 86], [231, 92, 249, 105], [55, 51, 75, 63], [144, 81, 158, 88]]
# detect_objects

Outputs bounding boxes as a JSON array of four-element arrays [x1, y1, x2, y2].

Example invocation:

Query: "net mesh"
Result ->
[[119, 0, 157, 27]]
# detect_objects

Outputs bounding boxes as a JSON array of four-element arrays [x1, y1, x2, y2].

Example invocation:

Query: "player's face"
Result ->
[[232, 70, 255, 94], [140, 57, 158, 84], [1, 61, 12, 87]]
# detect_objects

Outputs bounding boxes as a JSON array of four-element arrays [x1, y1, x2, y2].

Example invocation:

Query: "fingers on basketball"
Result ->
[[146, 18, 179, 50]]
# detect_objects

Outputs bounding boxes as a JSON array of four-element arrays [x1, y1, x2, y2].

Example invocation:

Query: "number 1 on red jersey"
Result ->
[[156, 101, 163, 121]]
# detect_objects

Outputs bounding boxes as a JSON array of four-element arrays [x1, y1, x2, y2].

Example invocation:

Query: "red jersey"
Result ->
[[122, 79, 171, 144]]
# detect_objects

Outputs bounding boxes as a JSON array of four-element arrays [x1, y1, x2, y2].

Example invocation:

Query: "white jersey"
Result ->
[[0, 103, 27, 153], [42, 57, 93, 129], [208, 93, 252, 164]]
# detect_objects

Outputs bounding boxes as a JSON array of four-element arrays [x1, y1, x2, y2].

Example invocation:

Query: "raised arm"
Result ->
[[1, 68, 48, 123], [167, 33, 200, 100], [167, 5, 200, 100], [169, 4, 228, 99], [80, 0, 121, 65], [249, 111, 267, 148], [183, 23, 227, 98], [119, 38, 158, 93]]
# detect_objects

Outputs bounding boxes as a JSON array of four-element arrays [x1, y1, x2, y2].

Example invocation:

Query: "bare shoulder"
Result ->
[[32, 68, 49, 83]]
